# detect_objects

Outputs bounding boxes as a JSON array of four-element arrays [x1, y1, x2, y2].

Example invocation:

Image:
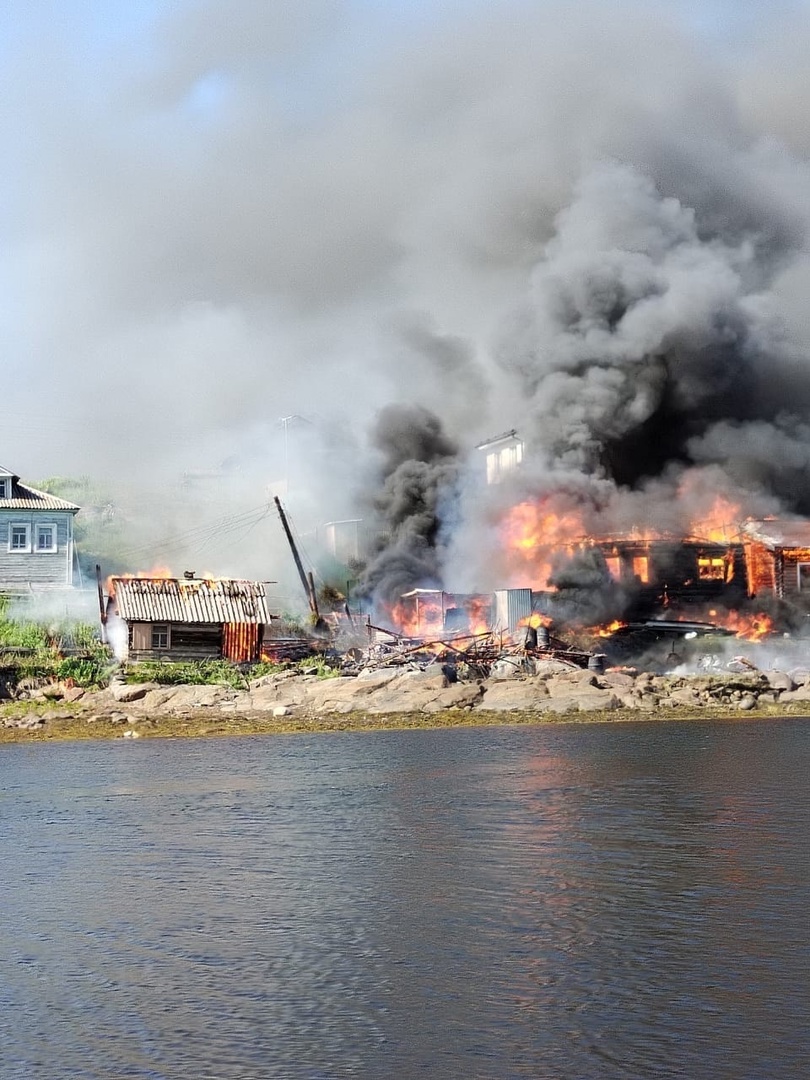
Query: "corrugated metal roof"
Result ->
[[0, 479, 80, 512], [743, 519, 810, 549], [112, 577, 272, 624]]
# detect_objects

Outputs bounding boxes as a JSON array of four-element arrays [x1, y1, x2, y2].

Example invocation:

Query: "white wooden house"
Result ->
[[0, 465, 80, 592]]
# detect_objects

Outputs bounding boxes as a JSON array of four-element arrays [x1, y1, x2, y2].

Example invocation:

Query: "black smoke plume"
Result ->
[[358, 405, 459, 609]]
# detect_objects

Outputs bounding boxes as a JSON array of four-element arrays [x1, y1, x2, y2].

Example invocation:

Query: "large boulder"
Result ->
[[422, 683, 484, 712], [544, 671, 599, 698], [778, 685, 810, 703], [479, 681, 550, 711], [249, 677, 318, 711], [160, 685, 240, 711], [766, 670, 795, 692], [532, 658, 583, 677], [538, 690, 623, 714], [110, 680, 160, 703]]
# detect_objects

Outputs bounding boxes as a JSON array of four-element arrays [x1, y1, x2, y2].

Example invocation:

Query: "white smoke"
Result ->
[[4, 1, 810, 599]]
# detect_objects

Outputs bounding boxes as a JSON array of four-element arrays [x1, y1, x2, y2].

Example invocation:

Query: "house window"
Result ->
[[35, 523, 57, 552], [9, 523, 31, 552], [798, 564, 810, 591], [151, 624, 170, 649], [0, 478, 9, 499], [604, 556, 622, 581], [632, 556, 650, 584], [698, 557, 726, 581]]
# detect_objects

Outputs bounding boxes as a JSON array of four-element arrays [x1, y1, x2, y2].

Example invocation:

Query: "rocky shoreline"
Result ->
[[3, 660, 810, 742]]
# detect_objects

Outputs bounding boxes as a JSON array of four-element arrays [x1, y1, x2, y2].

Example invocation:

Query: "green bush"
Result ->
[[56, 655, 112, 688]]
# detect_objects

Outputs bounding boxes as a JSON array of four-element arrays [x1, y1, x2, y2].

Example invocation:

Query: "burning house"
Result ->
[[106, 576, 273, 663], [589, 536, 747, 613], [742, 521, 810, 613]]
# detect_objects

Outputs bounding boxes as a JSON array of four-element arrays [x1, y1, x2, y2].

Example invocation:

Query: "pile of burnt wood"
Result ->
[[334, 623, 598, 679]]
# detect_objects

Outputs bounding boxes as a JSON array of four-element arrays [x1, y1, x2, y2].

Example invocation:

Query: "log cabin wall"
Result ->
[[126, 621, 223, 662]]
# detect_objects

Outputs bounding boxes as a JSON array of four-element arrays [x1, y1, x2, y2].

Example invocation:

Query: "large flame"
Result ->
[[383, 592, 493, 639], [500, 499, 585, 588], [686, 492, 743, 543], [708, 609, 775, 642]]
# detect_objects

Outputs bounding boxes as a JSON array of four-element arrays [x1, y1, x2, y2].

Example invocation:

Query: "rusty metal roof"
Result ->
[[112, 577, 272, 624], [0, 478, 80, 512], [743, 519, 810, 549]]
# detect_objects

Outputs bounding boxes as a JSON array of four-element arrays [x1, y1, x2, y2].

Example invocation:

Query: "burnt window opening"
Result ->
[[698, 557, 726, 581], [605, 556, 621, 581], [632, 556, 650, 584], [798, 563, 810, 592], [151, 624, 170, 649]]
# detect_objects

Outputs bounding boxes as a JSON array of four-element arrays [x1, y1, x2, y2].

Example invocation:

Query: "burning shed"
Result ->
[[107, 576, 273, 663]]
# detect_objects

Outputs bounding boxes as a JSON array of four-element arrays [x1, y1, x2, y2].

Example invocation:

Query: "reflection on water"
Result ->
[[1, 719, 809, 1079]]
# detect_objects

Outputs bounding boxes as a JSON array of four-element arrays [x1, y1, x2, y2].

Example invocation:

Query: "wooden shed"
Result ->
[[107, 576, 272, 662]]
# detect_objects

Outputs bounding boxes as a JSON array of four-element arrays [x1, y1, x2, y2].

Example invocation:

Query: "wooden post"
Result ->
[[95, 564, 108, 645]]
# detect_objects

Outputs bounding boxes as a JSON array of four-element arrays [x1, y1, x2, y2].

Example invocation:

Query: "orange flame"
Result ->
[[591, 619, 628, 638], [106, 564, 173, 595], [713, 610, 775, 642], [500, 500, 585, 588], [518, 613, 554, 629], [683, 488, 742, 543]]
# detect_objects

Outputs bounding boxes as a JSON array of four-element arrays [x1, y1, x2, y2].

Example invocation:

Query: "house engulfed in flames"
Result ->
[[386, 516, 810, 644], [742, 520, 810, 607], [106, 576, 273, 663], [587, 536, 748, 611]]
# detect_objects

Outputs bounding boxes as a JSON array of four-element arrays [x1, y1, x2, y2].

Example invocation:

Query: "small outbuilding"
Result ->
[[106, 576, 273, 663]]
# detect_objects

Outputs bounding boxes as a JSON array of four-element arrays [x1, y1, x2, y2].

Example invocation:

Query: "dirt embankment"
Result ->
[[2, 661, 809, 742]]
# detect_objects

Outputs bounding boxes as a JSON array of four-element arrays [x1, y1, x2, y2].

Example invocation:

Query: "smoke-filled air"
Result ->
[[6, 0, 810, 614]]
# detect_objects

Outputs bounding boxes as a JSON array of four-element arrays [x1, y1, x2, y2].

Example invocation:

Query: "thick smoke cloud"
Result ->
[[5, 1, 810, 598], [358, 405, 459, 607]]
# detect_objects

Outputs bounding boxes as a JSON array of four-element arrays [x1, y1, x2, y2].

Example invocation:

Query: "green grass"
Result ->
[[124, 659, 271, 689], [0, 599, 110, 687], [122, 656, 341, 689]]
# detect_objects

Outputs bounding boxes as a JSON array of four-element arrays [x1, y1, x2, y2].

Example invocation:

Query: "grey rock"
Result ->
[[779, 685, 810, 703], [479, 681, 549, 712], [545, 671, 598, 698], [765, 671, 795, 692], [110, 681, 160, 703], [490, 659, 524, 681]]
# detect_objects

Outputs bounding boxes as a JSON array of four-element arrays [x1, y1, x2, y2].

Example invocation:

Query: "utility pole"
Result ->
[[273, 495, 318, 617]]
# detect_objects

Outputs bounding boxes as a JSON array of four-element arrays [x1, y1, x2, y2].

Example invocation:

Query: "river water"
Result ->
[[1, 718, 809, 1079]]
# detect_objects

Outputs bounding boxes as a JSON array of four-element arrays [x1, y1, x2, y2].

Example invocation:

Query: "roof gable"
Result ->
[[0, 477, 80, 512], [743, 519, 810, 549]]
